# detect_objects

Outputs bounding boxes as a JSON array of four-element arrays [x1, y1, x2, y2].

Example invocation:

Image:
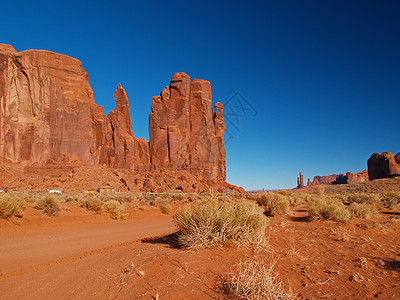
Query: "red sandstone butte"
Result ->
[[367, 152, 400, 180], [149, 72, 226, 182], [0, 44, 232, 192], [306, 169, 368, 186], [346, 170, 369, 184]]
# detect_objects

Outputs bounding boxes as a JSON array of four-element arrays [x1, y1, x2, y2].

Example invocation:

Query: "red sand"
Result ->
[[1, 203, 400, 299]]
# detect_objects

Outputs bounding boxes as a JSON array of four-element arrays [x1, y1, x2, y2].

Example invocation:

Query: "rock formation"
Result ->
[[149, 73, 226, 181], [307, 174, 347, 186], [346, 170, 369, 184], [306, 169, 368, 186], [297, 172, 304, 188], [367, 152, 400, 180], [0, 44, 234, 192]]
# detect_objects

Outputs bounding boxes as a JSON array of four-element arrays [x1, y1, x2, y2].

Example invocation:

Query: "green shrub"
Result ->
[[103, 200, 127, 220], [349, 202, 376, 219], [0, 194, 25, 219], [80, 196, 103, 213], [173, 197, 267, 249], [383, 191, 400, 209], [308, 196, 351, 222], [34, 195, 60, 217]]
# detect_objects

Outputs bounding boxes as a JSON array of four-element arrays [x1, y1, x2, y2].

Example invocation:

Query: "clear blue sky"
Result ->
[[1, 0, 399, 190]]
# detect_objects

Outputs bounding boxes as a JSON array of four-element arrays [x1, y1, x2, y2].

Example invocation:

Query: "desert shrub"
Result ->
[[171, 193, 185, 201], [277, 190, 292, 197], [113, 194, 135, 203], [349, 202, 376, 219], [383, 191, 400, 209], [158, 193, 171, 199], [346, 193, 379, 205], [308, 196, 351, 222], [63, 195, 76, 203], [103, 200, 127, 220], [34, 195, 60, 217], [221, 257, 294, 300], [315, 186, 325, 196], [139, 193, 158, 203], [0, 194, 25, 219], [173, 197, 267, 249], [257, 193, 290, 216], [160, 201, 172, 215], [80, 196, 103, 213]]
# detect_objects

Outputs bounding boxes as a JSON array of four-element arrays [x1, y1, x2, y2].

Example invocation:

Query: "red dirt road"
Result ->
[[0, 205, 175, 299]]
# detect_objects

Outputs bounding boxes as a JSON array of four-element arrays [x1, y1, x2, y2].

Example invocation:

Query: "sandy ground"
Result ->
[[0, 201, 400, 299]]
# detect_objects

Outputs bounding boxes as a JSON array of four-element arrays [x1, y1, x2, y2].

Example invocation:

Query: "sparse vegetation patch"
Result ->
[[221, 257, 294, 300], [104, 200, 127, 220], [160, 201, 172, 215], [34, 195, 60, 217], [349, 202, 376, 219], [80, 196, 103, 213], [308, 196, 351, 222], [383, 191, 400, 209], [173, 197, 267, 249], [0, 194, 25, 219]]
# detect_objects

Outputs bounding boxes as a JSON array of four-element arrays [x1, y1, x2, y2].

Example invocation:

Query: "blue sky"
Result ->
[[1, 0, 399, 190]]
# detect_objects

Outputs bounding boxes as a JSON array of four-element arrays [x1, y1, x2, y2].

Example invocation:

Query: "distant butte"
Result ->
[[0, 44, 242, 193]]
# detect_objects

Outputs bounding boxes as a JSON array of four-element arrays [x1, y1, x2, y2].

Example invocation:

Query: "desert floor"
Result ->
[[0, 190, 399, 299]]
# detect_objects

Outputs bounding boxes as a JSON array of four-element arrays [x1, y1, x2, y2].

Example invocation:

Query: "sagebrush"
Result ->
[[34, 195, 60, 217], [308, 196, 351, 222], [173, 197, 267, 249], [103, 200, 127, 220], [222, 257, 294, 300], [0, 194, 25, 219]]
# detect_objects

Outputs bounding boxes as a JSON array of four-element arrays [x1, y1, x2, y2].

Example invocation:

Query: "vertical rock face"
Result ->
[[149, 72, 226, 181], [0, 44, 148, 170], [0, 45, 97, 164], [346, 170, 369, 184], [0, 45, 227, 187], [97, 84, 150, 170], [306, 169, 369, 186], [367, 152, 400, 180], [149, 88, 170, 169], [308, 174, 347, 186]]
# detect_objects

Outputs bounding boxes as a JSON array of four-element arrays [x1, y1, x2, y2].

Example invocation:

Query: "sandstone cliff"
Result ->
[[0, 44, 144, 169], [367, 152, 400, 180], [0, 44, 231, 192], [149, 73, 226, 181], [306, 169, 368, 186]]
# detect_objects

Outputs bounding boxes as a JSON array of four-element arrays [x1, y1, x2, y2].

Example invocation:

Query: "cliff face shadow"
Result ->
[[141, 232, 181, 249]]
